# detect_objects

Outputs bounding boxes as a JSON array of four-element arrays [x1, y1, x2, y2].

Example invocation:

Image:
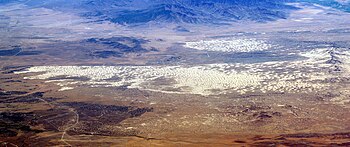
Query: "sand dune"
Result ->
[[17, 47, 349, 95], [184, 39, 273, 52]]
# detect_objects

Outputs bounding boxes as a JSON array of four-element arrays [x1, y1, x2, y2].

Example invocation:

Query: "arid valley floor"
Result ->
[[1, 1, 350, 146]]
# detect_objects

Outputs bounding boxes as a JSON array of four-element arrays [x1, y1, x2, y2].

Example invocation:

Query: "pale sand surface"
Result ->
[[15, 47, 350, 96]]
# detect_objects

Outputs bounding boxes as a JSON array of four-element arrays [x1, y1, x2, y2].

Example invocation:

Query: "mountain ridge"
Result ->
[[1, 0, 349, 24]]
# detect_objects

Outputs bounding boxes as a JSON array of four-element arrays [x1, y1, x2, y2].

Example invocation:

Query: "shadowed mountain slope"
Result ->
[[1, 0, 349, 24]]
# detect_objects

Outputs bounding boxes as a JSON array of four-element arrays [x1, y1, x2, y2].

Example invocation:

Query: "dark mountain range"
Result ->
[[1, 0, 349, 24], [108, 0, 298, 24], [80, 0, 298, 24]]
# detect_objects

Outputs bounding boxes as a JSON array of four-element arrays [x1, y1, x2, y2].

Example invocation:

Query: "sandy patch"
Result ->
[[184, 39, 273, 53]]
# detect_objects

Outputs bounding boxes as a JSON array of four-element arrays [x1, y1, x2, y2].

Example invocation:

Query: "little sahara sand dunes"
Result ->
[[17, 65, 262, 95], [184, 39, 273, 52], [16, 48, 350, 96]]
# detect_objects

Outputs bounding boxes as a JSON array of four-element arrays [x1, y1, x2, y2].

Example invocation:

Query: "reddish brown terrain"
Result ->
[[1, 63, 350, 146]]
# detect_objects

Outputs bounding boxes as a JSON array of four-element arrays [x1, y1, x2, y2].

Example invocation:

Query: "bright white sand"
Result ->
[[184, 39, 273, 52], [58, 87, 74, 91], [17, 65, 262, 95], [15, 47, 350, 95]]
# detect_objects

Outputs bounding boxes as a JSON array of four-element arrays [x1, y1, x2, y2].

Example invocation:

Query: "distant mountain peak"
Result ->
[[91, 0, 299, 24], [3, 0, 349, 25]]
